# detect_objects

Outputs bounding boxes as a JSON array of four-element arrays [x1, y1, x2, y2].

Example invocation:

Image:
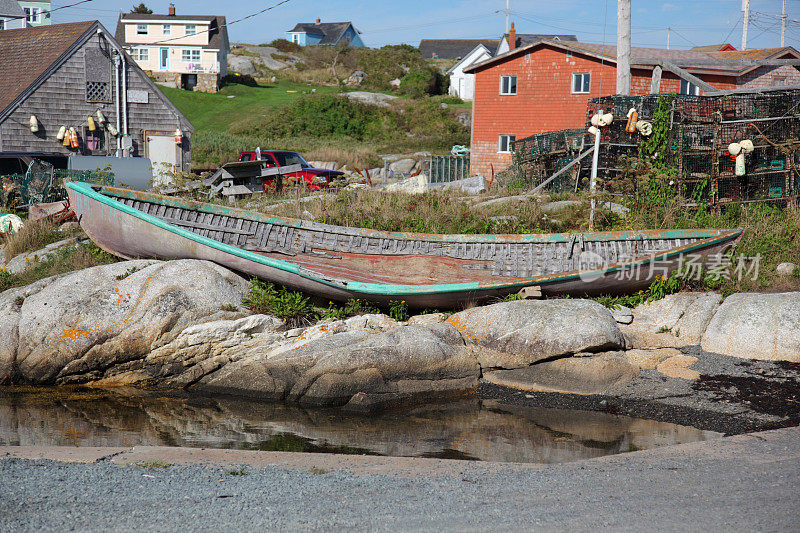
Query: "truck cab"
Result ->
[[238, 150, 344, 191]]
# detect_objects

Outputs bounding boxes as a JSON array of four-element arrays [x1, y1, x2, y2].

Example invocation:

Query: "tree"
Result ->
[[130, 3, 153, 14]]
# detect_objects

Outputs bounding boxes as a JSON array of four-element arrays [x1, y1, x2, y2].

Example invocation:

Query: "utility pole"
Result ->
[[505, 0, 509, 34], [617, 0, 631, 95], [742, 0, 750, 51], [781, 0, 787, 47], [667, 27, 671, 50]]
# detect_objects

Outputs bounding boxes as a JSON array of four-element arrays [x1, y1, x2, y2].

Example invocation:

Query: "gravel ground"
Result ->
[[482, 350, 800, 435], [2, 427, 799, 532]]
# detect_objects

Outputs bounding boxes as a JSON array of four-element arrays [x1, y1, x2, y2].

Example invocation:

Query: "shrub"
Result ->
[[242, 279, 315, 326], [267, 39, 302, 53], [398, 68, 446, 98], [3, 219, 62, 261], [221, 74, 258, 87]]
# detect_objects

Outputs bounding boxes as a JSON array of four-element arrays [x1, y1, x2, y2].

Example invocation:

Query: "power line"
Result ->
[[140, 0, 294, 46], [4, 0, 95, 21]]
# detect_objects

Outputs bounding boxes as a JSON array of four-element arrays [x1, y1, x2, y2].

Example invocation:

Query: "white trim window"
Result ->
[[680, 79, 700, 95], [163, 24, 171, 35], [182, 49, 201, 63], [498, 134, 516, 153], [130, 47, 149, 62], [499, 75, 517, 95], [185, 24, 197, 36], [0, 19, 5, 31], [25, 7, 41, 24], [572, 72, 590, 94], [291, 33, 299, 43], [136, 23, 148, 35]]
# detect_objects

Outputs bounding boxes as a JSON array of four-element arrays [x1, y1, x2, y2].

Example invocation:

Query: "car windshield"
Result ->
[[273, 152, 309, 168]]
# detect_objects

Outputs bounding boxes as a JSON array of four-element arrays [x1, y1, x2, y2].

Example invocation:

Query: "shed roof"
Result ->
[[464, 39, 800, 76], [0, 20, 193, 131], [287, 22, 360, 45], [418, 39, 500, 59], [116, 14, 228, 51], [0, 20, 95, 114], [503, 33, 577, 49], [0, 0, 24, 18]]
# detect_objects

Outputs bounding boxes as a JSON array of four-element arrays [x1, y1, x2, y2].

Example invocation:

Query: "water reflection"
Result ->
[[0, 387, 721, 464]]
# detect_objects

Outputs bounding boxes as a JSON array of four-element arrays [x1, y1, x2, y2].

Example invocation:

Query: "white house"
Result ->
[[115, 4, 229, 93], [446, 44, 493, 101]]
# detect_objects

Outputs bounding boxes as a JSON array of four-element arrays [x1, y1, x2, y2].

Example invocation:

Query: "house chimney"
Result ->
[[508, 22, 516, 51], [169, 3, 175, 16], [316, 18, 321, 24]]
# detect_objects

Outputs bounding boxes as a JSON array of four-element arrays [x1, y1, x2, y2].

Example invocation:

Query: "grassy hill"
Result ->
[[157, 43, 471, 169]]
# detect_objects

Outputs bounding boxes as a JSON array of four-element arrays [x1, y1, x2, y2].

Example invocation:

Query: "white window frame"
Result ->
[[130, 47, 149, 62], [25, 7, 41, 24], [572, 72, 590, 94], [498, 134, 516, 153], [136, 24, 148, 35], [163, 24, 171, 35], [679, 79, 700, 96], [182, 48, 201, 63], [291, 33, 299, 43], [185, 24, 197, 36], [499, 75, 517, 95]]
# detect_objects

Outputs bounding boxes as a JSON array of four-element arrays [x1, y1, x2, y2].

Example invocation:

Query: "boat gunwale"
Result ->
[[89, 184, 736, 244], [67, 181, 744, 296]]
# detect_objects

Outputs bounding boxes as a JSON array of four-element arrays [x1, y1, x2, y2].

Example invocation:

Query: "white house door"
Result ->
[[146, 133, 179, 188], [159, 48, 169, 70]]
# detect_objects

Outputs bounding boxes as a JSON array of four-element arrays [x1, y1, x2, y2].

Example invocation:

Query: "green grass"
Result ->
[[158, 80, 339, 133]]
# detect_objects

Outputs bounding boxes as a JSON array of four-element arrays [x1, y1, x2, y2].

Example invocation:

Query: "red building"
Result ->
[[464, 38, 800, 177]]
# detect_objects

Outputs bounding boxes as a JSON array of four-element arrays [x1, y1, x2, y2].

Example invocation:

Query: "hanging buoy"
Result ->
[[635, 120, 653, 136], [599, 112, 614, 127], [96, 110, 106, 124], [107, 123, 118, 136], [626, 108, 638, 133], [174, 128, 183, 144], [62, 130, 72, 147], [87, 116, 96, 131], [69, 127, 79, 149], [740, 139, 754, 153], [587, 125, 599, 136], [728, 142, 742, 155], [735, 153, 746, 176], [56, 126, 67, 141], [29, 115, 39, 133], [590, 113, 601, 127]]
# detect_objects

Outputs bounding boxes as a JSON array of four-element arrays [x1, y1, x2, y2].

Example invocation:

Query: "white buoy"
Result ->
[[740, 139, 754, 153], [735, 153, 746, 176], [728, 142, 742, 155], [0, 214, 24, 235]]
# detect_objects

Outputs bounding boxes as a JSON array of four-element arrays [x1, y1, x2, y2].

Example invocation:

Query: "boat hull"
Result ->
[[67, 182, 743, 308]]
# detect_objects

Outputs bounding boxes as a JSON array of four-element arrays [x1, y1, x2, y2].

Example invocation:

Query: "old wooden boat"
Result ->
[[66, 182, 743, 308]]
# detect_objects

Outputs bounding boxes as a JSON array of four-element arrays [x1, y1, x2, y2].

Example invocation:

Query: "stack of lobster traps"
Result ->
[[512, 88, 800, 206]]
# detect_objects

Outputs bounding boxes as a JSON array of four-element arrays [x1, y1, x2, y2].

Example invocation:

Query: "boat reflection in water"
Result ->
[[0, 387, 721, 464]]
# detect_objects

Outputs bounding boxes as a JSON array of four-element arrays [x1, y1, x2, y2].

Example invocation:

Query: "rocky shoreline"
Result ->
[[0, 258, 798, 428]]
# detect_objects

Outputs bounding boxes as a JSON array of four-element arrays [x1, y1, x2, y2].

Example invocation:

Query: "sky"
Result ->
[[53, 0, 800, 50]]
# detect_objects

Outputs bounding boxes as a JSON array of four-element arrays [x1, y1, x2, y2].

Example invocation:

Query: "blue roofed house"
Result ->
[[286, 19, 364, 47]]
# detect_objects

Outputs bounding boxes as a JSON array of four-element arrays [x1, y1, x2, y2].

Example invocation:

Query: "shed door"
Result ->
[[146, 134, 179, 187]]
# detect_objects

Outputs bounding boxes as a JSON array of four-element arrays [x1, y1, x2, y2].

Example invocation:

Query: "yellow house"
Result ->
[[115, 5, 228, 93]]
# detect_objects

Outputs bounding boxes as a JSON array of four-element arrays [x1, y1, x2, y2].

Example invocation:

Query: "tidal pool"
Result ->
[[0, 387, 721, 464]]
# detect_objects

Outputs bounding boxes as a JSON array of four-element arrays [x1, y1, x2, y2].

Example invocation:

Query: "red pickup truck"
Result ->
[[238, 150, 344, 191]]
